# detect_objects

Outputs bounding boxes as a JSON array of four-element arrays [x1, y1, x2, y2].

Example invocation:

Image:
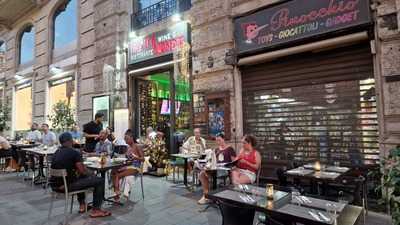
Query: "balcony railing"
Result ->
[[132, 0, 191, 30]]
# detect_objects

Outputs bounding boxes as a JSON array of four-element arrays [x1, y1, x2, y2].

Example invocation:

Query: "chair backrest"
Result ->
[[49, 168, 69, 194], [218, 199, 255, 225], [256, 167, 261, 186], [49, 168, 67, 177]]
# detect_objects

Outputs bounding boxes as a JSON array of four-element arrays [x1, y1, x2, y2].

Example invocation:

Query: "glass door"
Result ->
[[134, 70, 191, 153]]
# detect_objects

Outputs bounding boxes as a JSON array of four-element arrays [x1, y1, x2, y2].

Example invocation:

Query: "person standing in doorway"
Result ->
[[83, 113, 104, 153]]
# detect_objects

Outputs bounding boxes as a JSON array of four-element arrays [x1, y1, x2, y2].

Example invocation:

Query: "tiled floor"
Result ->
[[0, 173, 391, 225]]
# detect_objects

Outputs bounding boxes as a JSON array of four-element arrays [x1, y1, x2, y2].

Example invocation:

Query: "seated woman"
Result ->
[[198, 132, 236, 205], [231, 135, 261, 185], [112, 129, 144, 202]]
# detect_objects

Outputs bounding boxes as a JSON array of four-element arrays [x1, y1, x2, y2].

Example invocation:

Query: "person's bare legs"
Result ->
[[235, 173, 252, 184], [199, 170, 209, 196], [230, 169, 240, 185], [231, 169, 252, 185], [113, 168, 137, 201]]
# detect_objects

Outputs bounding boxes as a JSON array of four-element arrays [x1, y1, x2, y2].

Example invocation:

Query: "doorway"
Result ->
[[133, 71, 191, 153]]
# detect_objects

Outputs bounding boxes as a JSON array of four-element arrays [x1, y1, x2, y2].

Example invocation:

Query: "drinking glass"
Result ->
[[338, 191, 349, 205], [326, 203, 336, 220], [334, 161, 340, 167], [291, 188, 301, 205]]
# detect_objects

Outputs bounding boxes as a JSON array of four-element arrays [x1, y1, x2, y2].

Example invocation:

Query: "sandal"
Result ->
[[89, 210, 112, 218], [113, 192, 121, 203], [79, 205, 92, 214]]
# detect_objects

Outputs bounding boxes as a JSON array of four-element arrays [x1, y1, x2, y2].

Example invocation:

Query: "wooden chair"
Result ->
[[47, 169, 91, 225]]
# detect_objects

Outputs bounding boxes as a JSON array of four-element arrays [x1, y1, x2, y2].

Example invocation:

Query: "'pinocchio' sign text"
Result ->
[[234, 0, 371, 54]]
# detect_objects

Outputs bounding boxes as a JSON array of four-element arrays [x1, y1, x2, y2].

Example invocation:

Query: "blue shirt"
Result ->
[[70, 131, 82, 140], [95, 139, 112, 155], [42, 131, 57, 146]]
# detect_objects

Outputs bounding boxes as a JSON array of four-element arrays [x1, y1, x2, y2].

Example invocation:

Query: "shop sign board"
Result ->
[[234, 0, 371, 54], [128, 22, 190, 64]]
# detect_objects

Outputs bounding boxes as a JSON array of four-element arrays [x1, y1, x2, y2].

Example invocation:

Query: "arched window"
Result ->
[[19, 25, 35, 65], [0, 40, 6, 70], [53, 0, 77, 49]]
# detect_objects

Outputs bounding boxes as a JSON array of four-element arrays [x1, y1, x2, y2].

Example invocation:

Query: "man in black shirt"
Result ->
[[83, 112, 104, 152], [50, 132, 111, 218]]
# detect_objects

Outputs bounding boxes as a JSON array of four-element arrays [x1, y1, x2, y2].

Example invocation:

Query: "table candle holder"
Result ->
[[266, 184, 274, 200], [314, 161, 321, 171], [266, 200, 274, 209]]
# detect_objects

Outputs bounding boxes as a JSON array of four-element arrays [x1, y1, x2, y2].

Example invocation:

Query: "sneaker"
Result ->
[[198, 196, 210, 205], [5, 167, 16, 172]]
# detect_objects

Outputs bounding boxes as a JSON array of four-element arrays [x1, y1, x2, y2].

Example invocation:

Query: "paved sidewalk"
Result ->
[[0, 173, 391, 225]]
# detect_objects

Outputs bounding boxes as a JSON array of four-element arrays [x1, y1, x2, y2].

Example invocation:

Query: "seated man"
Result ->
[[26, 123, 42, 143], [41, 123, 57, 146], [50, 132, 111, 218], [22, 123, 42, 171], [181, 128, 207, 173], [181, 128, 206, 155], [94, 130, 112, 155]]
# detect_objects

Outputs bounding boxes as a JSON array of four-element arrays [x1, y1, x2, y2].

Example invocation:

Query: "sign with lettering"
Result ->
[[128, 22, 190, 64], [234, 0, 371, 54]]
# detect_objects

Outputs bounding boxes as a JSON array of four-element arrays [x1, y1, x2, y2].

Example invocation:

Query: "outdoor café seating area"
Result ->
[[0, 131, 393, 225]]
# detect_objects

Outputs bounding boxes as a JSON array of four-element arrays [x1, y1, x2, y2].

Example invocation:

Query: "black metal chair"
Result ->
[[256, 185, 297, 225], [217, 199, 256, 225]]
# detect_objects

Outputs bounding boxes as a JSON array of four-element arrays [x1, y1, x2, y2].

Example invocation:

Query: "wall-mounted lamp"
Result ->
[[172, 13, 182, 22], [50, 66, 63, 75], [129, 31, 138, 39], [14, 74, 23, 80]]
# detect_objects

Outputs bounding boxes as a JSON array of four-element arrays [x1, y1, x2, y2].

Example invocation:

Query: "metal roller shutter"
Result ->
[[241, 43, 378, 177]]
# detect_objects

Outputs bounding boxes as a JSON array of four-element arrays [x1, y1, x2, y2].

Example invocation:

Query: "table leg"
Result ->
[[33, 155, 46, 185], [100, 171, 123, 206], [212, 170, 217, 190], [183, 158, 188, 186]]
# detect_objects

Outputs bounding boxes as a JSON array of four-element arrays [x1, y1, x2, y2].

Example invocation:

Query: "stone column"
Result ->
[[77, 0, 129, 126], [375, 0, 400, 156], [33, 11, 50, 124]]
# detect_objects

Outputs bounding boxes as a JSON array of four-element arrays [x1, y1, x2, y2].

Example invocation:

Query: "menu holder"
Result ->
[[222, 159, 239, 168]]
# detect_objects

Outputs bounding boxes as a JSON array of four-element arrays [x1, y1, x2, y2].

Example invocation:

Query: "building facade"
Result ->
[[0, 0, 400, 171]]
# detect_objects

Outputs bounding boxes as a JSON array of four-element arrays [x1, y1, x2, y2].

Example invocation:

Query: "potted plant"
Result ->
[[0, 104, 10, 133], [380, 145, 400, 225], [48, 100, 76, 132]]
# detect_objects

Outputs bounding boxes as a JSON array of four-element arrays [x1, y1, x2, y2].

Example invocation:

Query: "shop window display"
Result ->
[[48, 79, 76, 124], [15, 85, 32, 131]]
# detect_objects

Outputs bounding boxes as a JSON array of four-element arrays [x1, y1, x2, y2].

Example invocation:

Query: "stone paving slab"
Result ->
[[0, 173, 391, 225]]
